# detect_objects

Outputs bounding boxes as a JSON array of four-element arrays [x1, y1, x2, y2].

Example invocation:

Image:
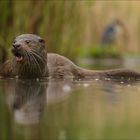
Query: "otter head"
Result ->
[[12, 34, 48, 78]]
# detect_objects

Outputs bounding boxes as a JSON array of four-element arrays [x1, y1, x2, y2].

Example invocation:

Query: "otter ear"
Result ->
[[39, 38, 45, 48]]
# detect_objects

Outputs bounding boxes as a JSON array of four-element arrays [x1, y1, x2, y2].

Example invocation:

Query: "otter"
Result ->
[[0, 34, 140, 80]]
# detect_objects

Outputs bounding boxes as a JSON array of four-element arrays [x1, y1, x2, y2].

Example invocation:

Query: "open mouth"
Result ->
[[12, 49, 23, 62], [15, 53, 23, 62]]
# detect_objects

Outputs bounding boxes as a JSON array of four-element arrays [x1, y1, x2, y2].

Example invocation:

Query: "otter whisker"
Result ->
[[29, 52, 42, 74], [30, 50, 46, 65], [25, 51, 36, 68], [25, 51, 34, 73], [29, 48, 46, 61], [31, 49, 46, 58], [30, 51, 42, 60]]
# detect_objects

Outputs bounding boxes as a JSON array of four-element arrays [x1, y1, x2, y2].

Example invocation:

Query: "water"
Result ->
[[0, 78, 140, 140]]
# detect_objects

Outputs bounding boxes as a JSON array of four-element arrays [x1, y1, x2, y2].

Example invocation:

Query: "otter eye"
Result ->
[[39, 38, 45, 48], [25, 40, 30, 44], [39, 39, 45, 44]]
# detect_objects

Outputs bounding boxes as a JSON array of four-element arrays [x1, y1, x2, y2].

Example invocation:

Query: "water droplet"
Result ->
[[16, 75, 19, 79], [36, 78, 39, 81], [83, 83, 89, 87], [105, 78, 111, 81], [63, 85, 71, 92]]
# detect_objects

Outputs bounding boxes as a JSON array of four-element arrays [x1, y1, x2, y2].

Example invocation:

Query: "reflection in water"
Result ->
[[102, 84, 117, 105], [1, 79, 140, 139], [4, 79, 72, 125], [47, 79, 72, 105], [5, 80, 47, 125]]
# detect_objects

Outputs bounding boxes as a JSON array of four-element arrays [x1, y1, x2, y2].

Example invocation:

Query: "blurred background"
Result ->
[[0, 0, 140, 69], [1, 1, 140, 140]]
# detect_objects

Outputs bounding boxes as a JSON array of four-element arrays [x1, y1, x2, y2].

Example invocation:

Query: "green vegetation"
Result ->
[[80, 45, 122, 59], [0, 0, 86, 60], [0, 0, 140, 61], [89, 47, 121, 59]]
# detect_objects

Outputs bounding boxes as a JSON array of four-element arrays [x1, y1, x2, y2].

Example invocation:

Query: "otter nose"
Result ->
[[13, 43, 21, 49]]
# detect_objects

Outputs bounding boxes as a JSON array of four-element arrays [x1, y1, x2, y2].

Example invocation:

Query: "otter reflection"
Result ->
[[4, 79, 72, 125]]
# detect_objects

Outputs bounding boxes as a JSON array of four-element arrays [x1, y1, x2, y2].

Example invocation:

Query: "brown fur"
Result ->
[[0, 34, 140, 80]]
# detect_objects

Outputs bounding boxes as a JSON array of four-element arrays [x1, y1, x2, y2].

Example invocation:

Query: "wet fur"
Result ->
[[1, 34, 140, 80]]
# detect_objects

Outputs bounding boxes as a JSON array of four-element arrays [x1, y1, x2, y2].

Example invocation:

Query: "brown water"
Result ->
[[0, 77, 140, 140]]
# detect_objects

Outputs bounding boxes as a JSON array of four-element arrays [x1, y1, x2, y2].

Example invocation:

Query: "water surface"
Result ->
[[0, 78, 140, 140]]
